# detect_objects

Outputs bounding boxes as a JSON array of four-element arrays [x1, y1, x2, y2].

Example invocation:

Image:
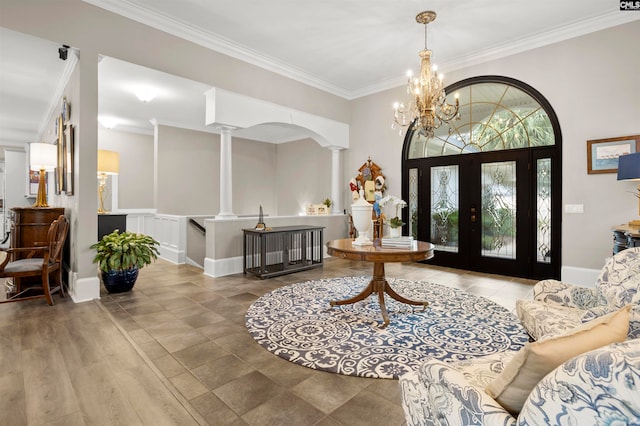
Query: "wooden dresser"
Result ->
[[11, 207, 66, 257], [8, 207, 65, 294]]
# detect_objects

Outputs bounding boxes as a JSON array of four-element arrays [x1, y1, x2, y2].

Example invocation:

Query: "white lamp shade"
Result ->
[[29, 143, 57, 171], [97, 150, 120, 175]]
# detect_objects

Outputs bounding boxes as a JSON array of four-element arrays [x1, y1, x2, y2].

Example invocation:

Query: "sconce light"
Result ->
[[617, 152, 640, 226], [29, 143, 57, 208], [97, 150, 119, 214]]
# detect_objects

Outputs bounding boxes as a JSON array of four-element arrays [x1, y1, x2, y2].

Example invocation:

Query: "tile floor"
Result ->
[[1, 257, 535, 425]]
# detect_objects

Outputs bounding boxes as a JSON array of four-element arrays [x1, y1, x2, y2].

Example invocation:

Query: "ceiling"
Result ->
[[1, 1, 638, 159]]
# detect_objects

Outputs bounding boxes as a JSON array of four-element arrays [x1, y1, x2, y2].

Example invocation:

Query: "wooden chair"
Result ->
[[0, 215, 69, 305]]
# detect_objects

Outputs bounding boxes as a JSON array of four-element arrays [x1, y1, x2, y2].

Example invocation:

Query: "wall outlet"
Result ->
[[564, 204, 584, 214]]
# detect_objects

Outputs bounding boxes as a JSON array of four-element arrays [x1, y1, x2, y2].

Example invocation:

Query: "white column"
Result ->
[[218, 127, 236, 218], [330, 146, 342, 214]]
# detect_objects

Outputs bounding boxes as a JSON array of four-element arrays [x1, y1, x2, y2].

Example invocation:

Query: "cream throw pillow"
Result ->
[[486, 305, 631, 415]]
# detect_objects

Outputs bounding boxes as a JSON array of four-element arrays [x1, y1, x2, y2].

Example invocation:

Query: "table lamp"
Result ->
[[617, 152, 640, 226], [29, 143, 57, 208], [97, 149, 119, 214]]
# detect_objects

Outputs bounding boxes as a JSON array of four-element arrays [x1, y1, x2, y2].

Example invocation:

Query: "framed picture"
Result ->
[[56, 114, 64, 194], [65, 124, 74, 195], [29, 169, 44, 195], [587, 135, 640, 174]]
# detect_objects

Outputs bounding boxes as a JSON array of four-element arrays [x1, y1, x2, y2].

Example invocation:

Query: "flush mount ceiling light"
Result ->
[[392, 11, 460, 138], [99, 116, 119, 129], [134, 87, 157, 103]]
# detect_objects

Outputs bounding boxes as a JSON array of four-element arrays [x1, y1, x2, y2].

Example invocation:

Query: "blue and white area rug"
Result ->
[[245, 276, 528, 379]]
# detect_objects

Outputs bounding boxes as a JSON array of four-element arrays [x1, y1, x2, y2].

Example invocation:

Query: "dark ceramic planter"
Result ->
[[101, 268, 139, 293]]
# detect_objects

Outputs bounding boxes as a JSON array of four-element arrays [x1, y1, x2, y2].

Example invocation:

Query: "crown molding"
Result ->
[[82, 0, 351, 99], [350, 12, 640, 99], [37, 49, 79, 141], [82, 1, 639, 100], [438, 12, 640, 74]]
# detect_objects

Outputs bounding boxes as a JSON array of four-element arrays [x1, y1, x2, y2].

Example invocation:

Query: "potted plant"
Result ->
[[90, 230, 160, 293], [388, 197, 407, 237], [323, 198, 333, 209]]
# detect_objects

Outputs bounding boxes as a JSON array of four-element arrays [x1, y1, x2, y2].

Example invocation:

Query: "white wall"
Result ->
[[3, 149, 31, 210]]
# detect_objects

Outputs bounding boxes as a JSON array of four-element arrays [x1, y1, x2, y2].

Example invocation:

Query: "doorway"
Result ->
[[402, 76, 562, 280]]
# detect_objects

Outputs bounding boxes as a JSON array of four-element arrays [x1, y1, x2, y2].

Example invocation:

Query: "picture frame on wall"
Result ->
[[55, 114, 64, 194], [587, 135, 640, 174], [28, 170, 44, 195], [65, 124, 74, 195]]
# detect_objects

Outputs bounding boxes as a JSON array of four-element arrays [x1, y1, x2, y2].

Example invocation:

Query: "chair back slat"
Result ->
[[49, 215, 69, 265]]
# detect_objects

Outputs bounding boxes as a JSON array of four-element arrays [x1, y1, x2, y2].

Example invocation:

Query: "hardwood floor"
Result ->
[[0, 258, 535, 425]]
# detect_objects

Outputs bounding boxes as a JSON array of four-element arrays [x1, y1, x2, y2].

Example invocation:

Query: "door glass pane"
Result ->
[[481, 161, 516, 259], [536, 158, 552, 263], [409, 168, 419, 239], [407, 81, 556, 159], [431, 165, 459, 252]]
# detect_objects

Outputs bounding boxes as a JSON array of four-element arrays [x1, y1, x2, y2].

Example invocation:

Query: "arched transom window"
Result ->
[[407, 78, 556, 159]]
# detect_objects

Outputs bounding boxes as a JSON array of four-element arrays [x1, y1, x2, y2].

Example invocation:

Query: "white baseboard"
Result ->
[[69, 273, 100, 302], [159, 244, 185, 264], [204, 256, 244, 278], [560, 266, 600, 288]]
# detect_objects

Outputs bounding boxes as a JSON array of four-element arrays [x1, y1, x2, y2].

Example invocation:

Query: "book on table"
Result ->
[[381, 236, 414, 248]]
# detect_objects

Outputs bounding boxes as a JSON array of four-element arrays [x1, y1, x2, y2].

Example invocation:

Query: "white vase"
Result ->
[[352, 190, 373, 246], [389, 226, 402, 238]]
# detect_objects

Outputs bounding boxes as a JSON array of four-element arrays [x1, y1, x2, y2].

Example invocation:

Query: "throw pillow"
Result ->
[[485, 304, 631, 415]]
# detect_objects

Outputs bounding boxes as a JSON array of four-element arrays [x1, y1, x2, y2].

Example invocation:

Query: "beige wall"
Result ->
[[1, 0, 638, 286], [348, 21, 640, 272], [97, 127, 329, 217], [155, 125, 218, 215], [276, 139, 333, 215], [0, 0, 350, 287], [231, 137, 277, 216], [98, 129, 154, 209]]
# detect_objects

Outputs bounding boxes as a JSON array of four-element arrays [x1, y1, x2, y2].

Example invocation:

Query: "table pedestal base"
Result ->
[[330, 262, 428, 327]]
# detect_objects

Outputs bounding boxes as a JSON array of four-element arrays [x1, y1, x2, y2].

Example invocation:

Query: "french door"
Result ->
[[405, 147, 560, 280]]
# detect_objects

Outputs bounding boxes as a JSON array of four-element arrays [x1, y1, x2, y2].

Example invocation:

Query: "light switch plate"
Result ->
[[564, 204, 584, 214]]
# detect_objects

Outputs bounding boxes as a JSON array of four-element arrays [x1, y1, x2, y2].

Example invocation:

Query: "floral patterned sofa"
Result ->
[[399, 337, 640, 426], [516, 247, 640, 340], [400, 300, 638, 425]]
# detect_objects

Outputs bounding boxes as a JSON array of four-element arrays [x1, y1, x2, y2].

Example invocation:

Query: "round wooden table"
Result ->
[[326, 238, 435, 327]]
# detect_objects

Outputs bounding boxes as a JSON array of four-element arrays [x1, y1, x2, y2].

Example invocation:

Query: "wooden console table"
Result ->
[[326, 238, 435, 327], [243, 225, 324, 279]]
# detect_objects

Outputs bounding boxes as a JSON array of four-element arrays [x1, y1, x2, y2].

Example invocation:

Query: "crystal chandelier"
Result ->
[[392, 11, 459, 138]]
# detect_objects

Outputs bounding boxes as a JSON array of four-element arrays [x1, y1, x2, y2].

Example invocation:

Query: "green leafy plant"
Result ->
[[323, 198, 333, 208], [90, 230, 160, 272], [389, 216, 404, 228], [388, 197, 407, 228]]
